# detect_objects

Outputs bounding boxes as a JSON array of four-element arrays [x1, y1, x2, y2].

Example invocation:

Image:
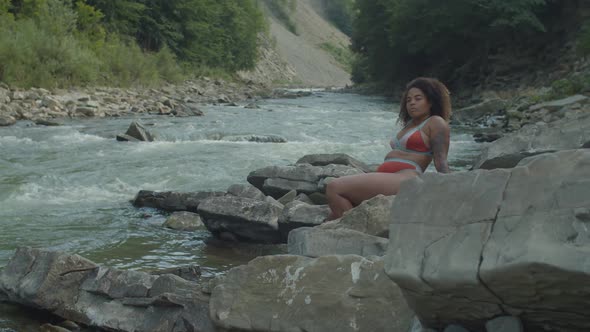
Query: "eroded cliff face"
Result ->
[[239, 0, 352, 88]]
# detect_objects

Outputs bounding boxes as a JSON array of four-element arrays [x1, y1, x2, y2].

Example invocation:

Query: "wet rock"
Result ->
[[453, 99, 507, 125], [277, 189, 297, 205], [473, 132, 503, 143], [198, 196, 282, 243], [116, 121, 155, 142], [162, 211, 204, 231], [150, 265, 202, 282], [485, 316, 523, 332], [33, 118, 62, 126], [132, 190, 224, 212], [0, 247, 215, 332]]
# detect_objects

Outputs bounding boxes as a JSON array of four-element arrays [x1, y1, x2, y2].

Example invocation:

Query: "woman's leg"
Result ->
[[325, 170, 419, 220]]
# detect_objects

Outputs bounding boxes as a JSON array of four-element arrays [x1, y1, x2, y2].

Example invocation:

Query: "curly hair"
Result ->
[[398, 77, 452, 126]]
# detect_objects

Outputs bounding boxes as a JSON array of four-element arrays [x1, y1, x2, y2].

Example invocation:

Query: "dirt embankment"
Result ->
[[239, 0, 352, 88]]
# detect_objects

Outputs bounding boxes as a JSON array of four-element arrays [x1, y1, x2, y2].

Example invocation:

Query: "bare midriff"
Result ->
[[384, 149, 432, 171]]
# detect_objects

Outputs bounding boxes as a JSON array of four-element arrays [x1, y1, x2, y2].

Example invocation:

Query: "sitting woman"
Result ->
[[326, 77, 452, 220]]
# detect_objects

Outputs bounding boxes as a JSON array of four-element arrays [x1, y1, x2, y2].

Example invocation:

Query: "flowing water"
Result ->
[[0, 91, 481, 330]]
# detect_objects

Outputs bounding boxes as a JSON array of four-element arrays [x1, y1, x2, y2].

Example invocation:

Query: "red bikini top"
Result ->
[[390, 117, 433, 155]]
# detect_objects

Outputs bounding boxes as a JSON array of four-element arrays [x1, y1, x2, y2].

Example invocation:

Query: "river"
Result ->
[[0, 91, 481, 330]]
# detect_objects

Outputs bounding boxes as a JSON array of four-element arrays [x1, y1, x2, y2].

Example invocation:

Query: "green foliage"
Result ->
[[262, 0, 298, 35], [320, 0, 354, 36], [576, 20, 590, 56], [320, 42, 354, 72], [351, 0, 557, 89]]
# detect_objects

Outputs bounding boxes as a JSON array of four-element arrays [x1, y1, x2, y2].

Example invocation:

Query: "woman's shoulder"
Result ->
[[427, 115, 448, 126]]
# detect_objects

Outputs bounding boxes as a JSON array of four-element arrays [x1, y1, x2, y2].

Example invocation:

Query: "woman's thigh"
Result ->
[[330, 170, 418, 206]]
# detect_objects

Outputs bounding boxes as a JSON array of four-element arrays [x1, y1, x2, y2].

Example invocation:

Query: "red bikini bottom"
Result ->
[[376, 158, 423, 173]]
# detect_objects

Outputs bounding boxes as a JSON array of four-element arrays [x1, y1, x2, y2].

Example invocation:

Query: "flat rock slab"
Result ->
[[132, 190, 224, 212], [288, 227, 389, 258], [0, 247, 214, 332], [210, 255, 413, 332], [296, 153, 372, 173], [278, 201, 329, 241], [197, 195, 283, 243], [473, 113, 590, 169]]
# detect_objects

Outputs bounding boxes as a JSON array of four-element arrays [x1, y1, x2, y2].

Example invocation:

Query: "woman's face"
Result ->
[[406, 87, 431, 119]]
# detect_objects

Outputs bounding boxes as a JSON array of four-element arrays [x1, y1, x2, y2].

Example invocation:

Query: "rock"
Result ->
[[528, 94, 589, 112], [485, 316, 523, 332], [73, 106, 99, 117], [296, 153, 372, 173], [244, 102, 260, 109], [453, 99, 507, 124], [295, 193, 314, 204], [384, 150, 590, 331], [278, 201, 329, 241], [132, 190, 224, 212], [308, 192, 328, 205], [288, 228, 389, 258], [115, 134, 141, 142], [473, 114, 590, 169], [119, 121, 155, 142], [277, 189, 297, 205], [408, 316, 438, 332], [0, 115, 16, 126], [40, 324, 70, 332], [33, 118, 62, 126], [319, 194, 395, 238], [247, 164, 363, 197], [150, 265, 202, 282], [226, 183, 266, 201], [443, 325, 471, 332], [209, 255, 413, 332], [221, 134, 287, 143], [0, 247, 214, 332], [197, 196, 283, 243], [473, 132, 503, 143], [162, 211, 204, 231]]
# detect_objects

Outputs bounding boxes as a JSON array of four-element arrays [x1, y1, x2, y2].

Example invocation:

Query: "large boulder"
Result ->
[[162, 211, 204, 231], [288, 228, 389, 258], [197, 196, 283, 243], [296, 153, 372, 173], [473, 113, 590, 169], [0, 247, 214, 332], [226, 183, 266, 201], [319, 194, 395, 238], [0, 114, 16, 126], [209, 255, 413, 332], [132, 190, 224, 212], [384, 150, 590, 331], [247, 164, 363, 198]]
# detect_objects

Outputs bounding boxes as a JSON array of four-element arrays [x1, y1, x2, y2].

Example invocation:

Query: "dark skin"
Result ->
[[325, 87, 451, 220]]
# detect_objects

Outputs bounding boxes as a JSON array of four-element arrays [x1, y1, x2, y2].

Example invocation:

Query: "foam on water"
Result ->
[[0, 136, 34, 146], [49, 131, 107, 143]]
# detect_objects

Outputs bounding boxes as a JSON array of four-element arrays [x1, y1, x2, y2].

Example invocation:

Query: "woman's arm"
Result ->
[[428, 117, 451, 173]]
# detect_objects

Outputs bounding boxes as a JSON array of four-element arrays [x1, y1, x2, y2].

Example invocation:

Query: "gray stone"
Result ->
[[473, 114, 590, 169], [443, 325, 471, 332], [0, 115, 16, 126], [162, 211, 204, 231], [115, 134, 141, 142], [123, 121, 155, 142], [296, 153, 372, 173], [263, 177, 318, 198], [150, 265, 202, 283], [278, 201, 329, 241], [277, 189, 297, 205], [288, 227, 389, 258], [132, 190, 224, 212], [319, 194, 394, 238], [0, 247, 214, 332], [295, 193, 314, 204], [385, 150, 590, 331], [198, 196, 282, 243], [210, 255, 413, 332], [485, 316, 523, 332], [528, 94, 589, 112], [226, 183, 266, 201], [453, 99, 507, 124]]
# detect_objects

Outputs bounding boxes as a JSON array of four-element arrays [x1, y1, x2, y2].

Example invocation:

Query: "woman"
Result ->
[[326, 77, 452, 220]]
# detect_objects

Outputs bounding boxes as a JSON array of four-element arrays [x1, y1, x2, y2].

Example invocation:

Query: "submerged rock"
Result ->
[[116, 121, 155, 142]]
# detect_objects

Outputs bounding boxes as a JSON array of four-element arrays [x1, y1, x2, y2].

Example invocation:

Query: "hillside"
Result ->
[[239, 0, 352, 88]]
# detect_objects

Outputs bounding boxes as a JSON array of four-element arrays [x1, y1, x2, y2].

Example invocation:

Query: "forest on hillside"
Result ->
[[0, 0, 265, 88], [349, 0, 590, 93]]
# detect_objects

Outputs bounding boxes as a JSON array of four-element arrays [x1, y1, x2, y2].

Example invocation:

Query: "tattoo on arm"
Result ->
[[431, 128, 450, 173]]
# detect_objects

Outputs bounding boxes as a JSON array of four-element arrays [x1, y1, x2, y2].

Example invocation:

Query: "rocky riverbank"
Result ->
[[0, 78, 318, 127], [0, 90, 589, 331]]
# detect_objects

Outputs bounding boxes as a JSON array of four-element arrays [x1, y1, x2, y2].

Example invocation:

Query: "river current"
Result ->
[[0, 91, 481, 330]]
